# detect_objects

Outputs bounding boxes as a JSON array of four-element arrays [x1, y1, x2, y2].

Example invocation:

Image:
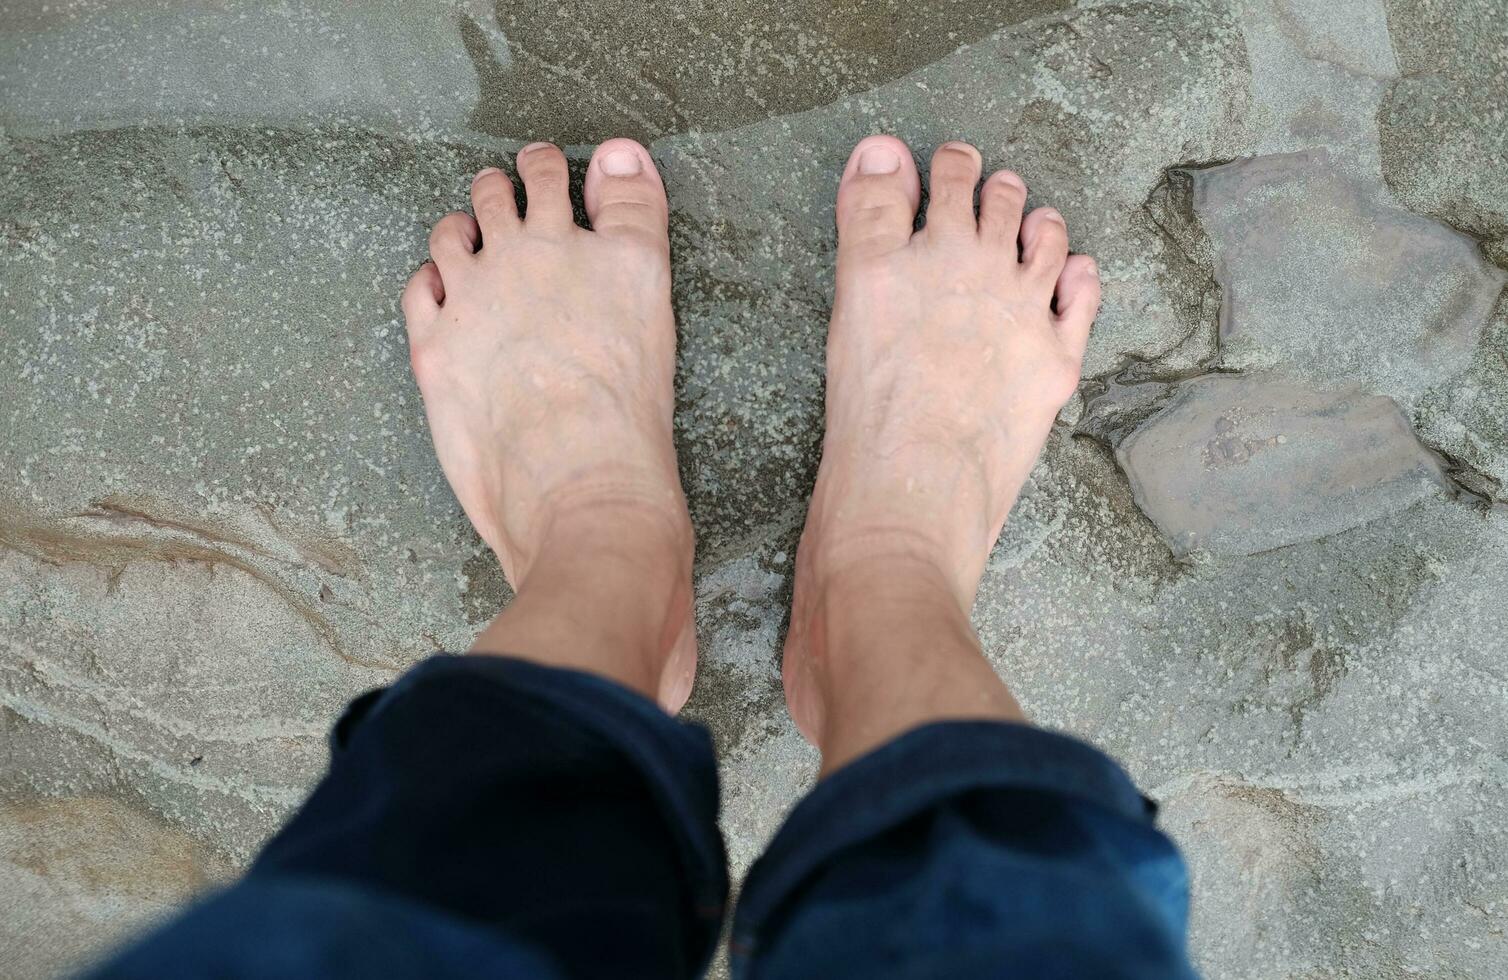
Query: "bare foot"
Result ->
[[401, 139, 697, 711], [783, 136, 1102, 748]]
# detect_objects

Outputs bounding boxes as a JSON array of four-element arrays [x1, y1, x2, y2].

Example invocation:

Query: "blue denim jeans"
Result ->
[[89, 655, 1197, 978]]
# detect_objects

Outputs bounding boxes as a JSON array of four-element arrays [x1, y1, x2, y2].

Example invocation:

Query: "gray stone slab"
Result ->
[[1192, 152, 1506, 398], [1117, 374, 1449, 557]]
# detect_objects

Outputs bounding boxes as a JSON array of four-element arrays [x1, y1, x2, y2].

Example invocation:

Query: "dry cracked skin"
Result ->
[[1, 0, 1506, 977]]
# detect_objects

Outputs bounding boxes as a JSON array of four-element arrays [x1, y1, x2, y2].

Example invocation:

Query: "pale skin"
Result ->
[[401, 135, 1100, 775]]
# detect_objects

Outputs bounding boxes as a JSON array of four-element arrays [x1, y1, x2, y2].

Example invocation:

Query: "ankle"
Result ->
[[799, 525, 976, 616], [514, 482, 693, 588], [525, 495, 694, 645], [806, 550, 976, 671], [471, 495, 693, 700], [797, 548, 1023, 773]]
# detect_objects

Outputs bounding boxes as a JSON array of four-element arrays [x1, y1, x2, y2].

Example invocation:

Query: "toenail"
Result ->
[[1040, 207, 1065, 224], [600, 148, 642, 177], [519, 141, 553, 155], [473, 167, 501, 184], [858, 145, 902, 175], [995, 171, 1026, 191], [1084, 259, 1099, 276]]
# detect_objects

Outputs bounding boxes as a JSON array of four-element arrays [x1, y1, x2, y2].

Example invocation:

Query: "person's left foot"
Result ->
[[401, 140, 697, 710]]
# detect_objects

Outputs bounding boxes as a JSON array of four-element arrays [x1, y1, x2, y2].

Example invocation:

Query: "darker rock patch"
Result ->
[[460, 549, 511, 625], [461, 0, 1068, 142]]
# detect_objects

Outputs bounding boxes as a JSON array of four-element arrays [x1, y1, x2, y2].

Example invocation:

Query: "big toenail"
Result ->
[[859, 146, 902, 175], [600, 149, 642, 176]]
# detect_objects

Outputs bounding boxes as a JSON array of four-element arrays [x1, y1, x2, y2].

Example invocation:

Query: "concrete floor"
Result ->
[[2, 0, 1505, 976]]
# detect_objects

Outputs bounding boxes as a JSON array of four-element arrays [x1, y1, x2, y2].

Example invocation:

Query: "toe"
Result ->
[[1053, 254, 1101, 361], [978, 169, 1027, 245], [429, 211, 480, 274], [583, 138, 668, 248], [516, 141, 575, 231], [835, 134, 922, 259], [401, 261, 445, 322], [923, 141, 983, 239], [470, 167, 518, 240], [1020, 206, 1070, 287]]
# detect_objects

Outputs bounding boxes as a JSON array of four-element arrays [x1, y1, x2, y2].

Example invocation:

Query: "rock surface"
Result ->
[[1, 0, 1505, 977], [1193, 152, 1505, 397], [1117, 375, 1449, 557], [0, 795, 232, 980]]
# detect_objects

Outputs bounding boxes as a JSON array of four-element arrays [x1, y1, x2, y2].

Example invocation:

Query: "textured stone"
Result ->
[[1, 0, 1505, 978], [1379, 0, 1508, 244], [0, 796, 232, 978], [1116, 375, 1449, 557], [0, 1, 499, 136], [1192, 152, 1505, 397]]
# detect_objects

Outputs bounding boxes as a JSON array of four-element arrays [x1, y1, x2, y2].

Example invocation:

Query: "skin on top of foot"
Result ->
[[402, 136, 1100, 767]]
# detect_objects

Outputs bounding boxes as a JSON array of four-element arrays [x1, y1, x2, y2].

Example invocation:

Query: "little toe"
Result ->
[[835, 134, 922, 260], [429, 211, 480, 276], [1053, 254, 1102, 361], [401, 261, 445, 323], [978, 169, 1027, 246], [470, 167, 519, 241], [923, 141, 983, 239], [583, 138, 668, 248], [1020, 206, 1070, 287], [516, 141, 575, 232]]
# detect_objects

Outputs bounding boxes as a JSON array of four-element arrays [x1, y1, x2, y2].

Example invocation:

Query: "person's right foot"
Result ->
[[783, 136, 1102, 745]]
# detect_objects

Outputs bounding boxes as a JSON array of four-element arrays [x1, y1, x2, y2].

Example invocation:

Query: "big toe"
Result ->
[[836, 135, 922, 259], [583, 138, 669, 248]]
